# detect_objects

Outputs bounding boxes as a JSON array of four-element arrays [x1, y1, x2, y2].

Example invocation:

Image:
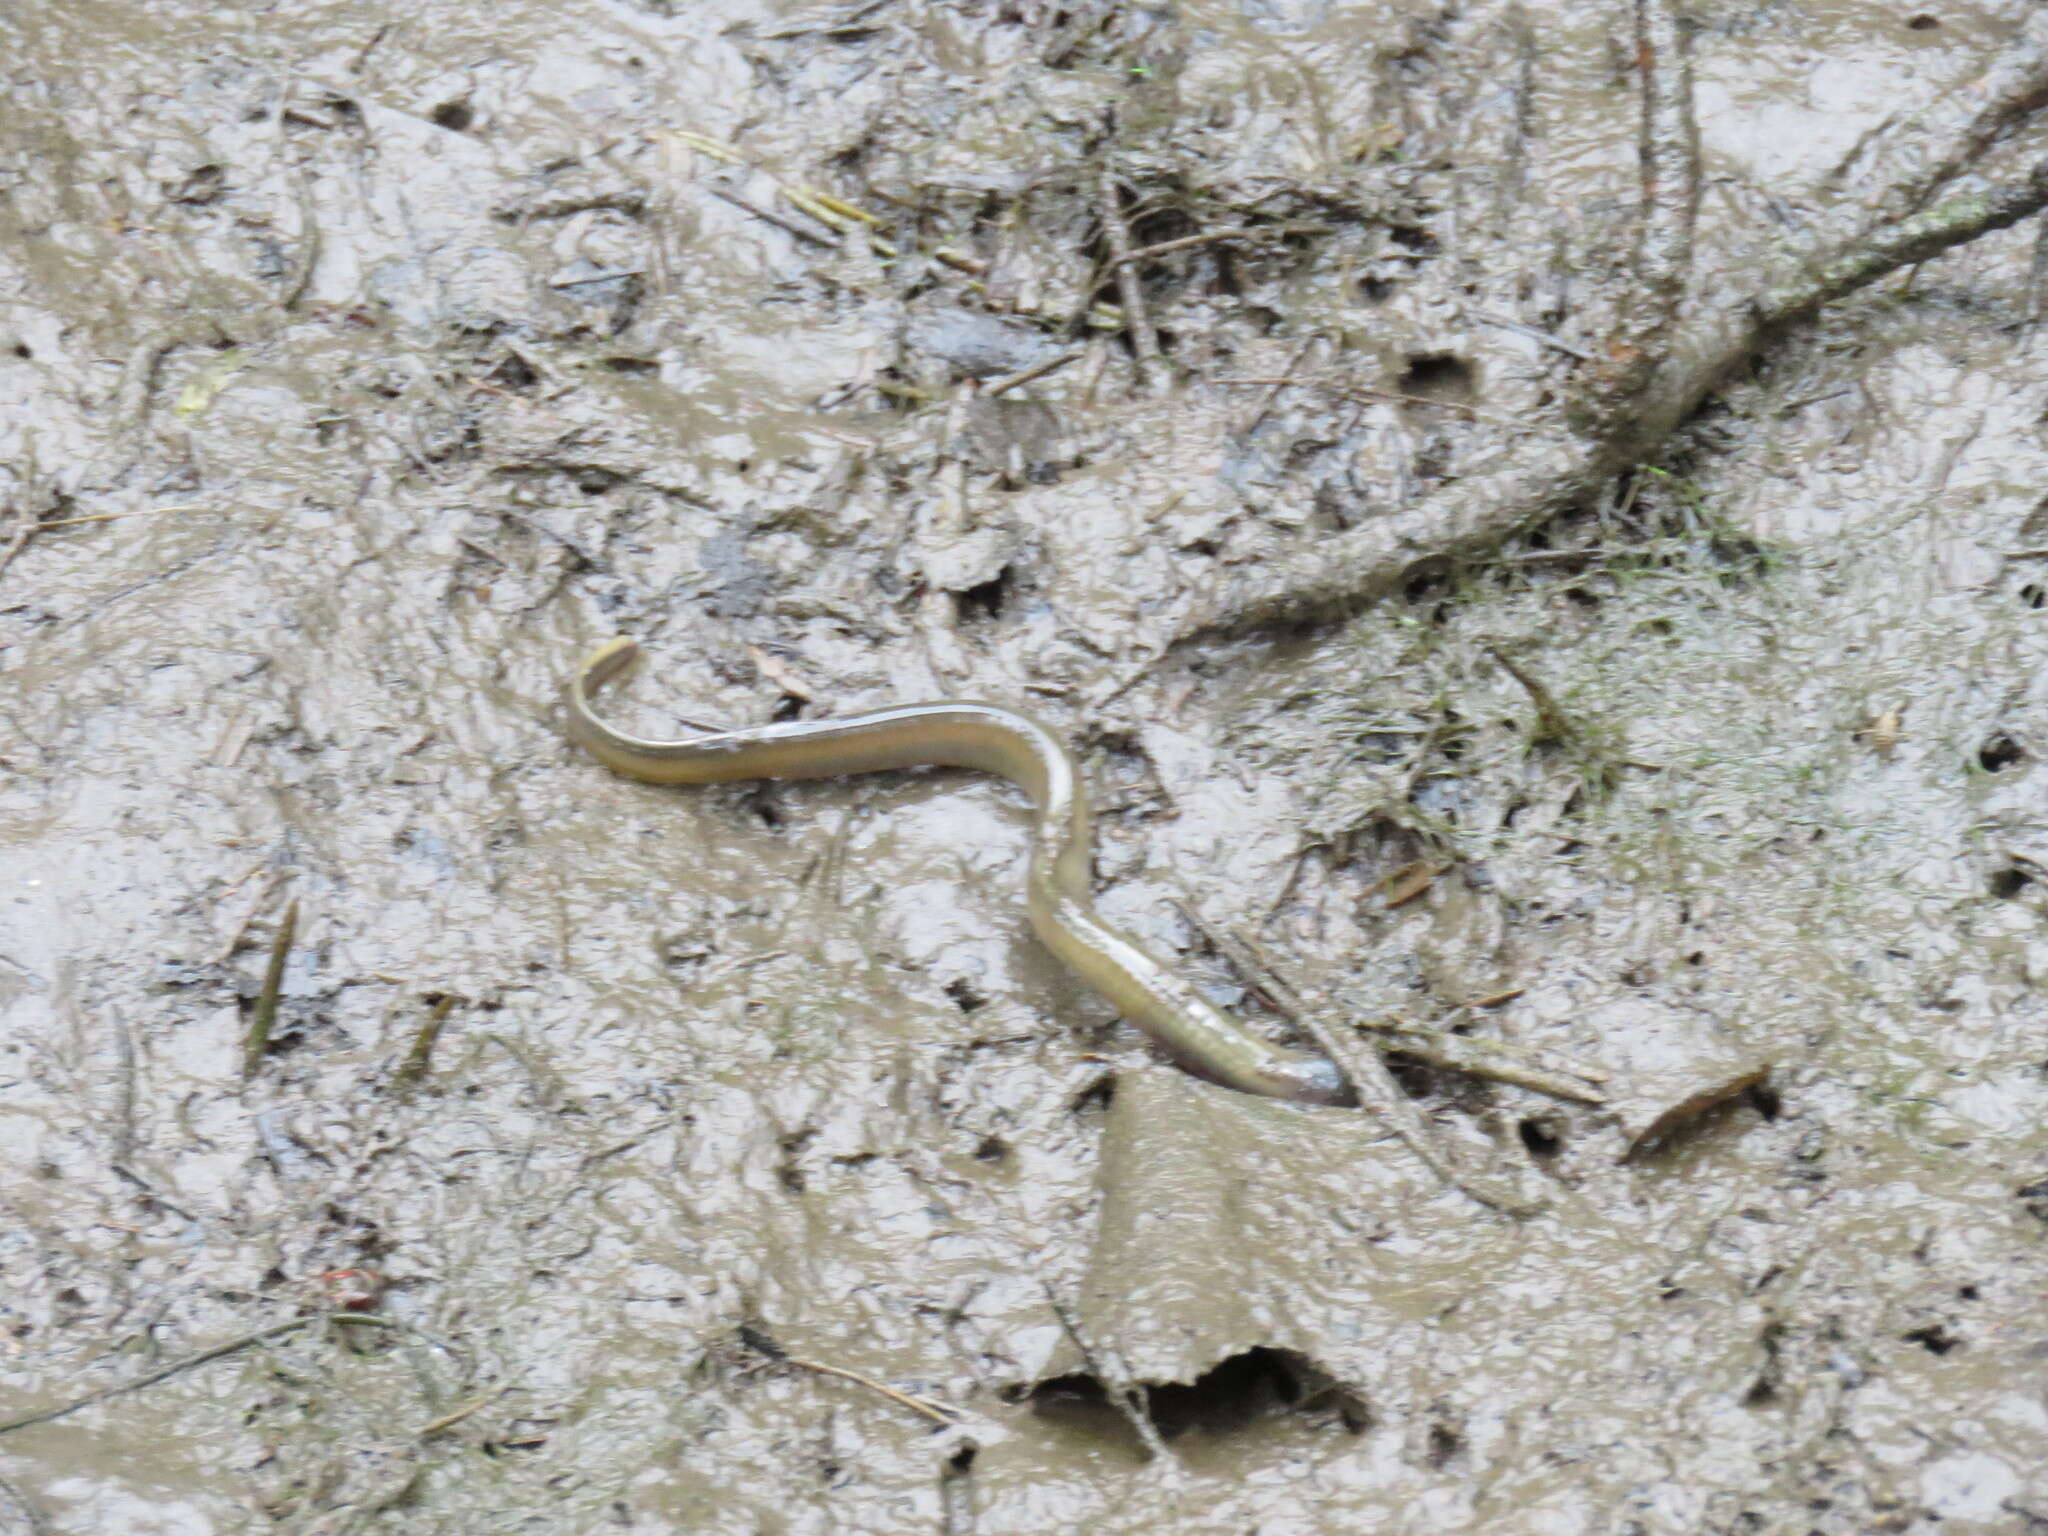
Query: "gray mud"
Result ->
[[4, 1, 2048, 1531]]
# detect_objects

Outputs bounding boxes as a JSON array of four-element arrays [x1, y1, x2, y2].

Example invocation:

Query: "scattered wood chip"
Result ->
[[1374, 860, 1448, 909], [747, 645, 817, 702]]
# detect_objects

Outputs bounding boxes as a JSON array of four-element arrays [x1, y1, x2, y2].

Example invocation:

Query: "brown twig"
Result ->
[[0, 509, 38, 588], [1172, 31, 2048, 645], [1098, 162, 1161, 386], [1040, 1284, 1177, 1465], [1484, 642, 1577, 747], [707, 183, 843, 248], [392, 994, 456, 1091], [242, 899, 298, 1082], [416, 1386, 511, 1437], [215, 869, 285, 963], [1174, 905, 1545, 1216], [1238, 335, 1323, 436], [1630, 0, 1699, 336], [34, 503, 207, 531], [1178, 900, 1603, 1099], [1858, 8, 2048, 229], [984, 350, 1082, 398], [1467, 310, 1593, 362], [0, 1314, 392, 1436], [783, 1356, 964, 1425], [281, 166, 321, 312], [0, 468, 50, 588], [0, 1470, 54, 1535]]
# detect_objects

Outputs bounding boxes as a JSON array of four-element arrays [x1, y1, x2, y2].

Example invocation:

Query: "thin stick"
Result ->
[[707, 184, 843, 248], [35, 503, 207, 530], [984, 350, 1081, 398], [1177, 905, 1545, 1216], [1772, 160, 2048, 320], [783, 1356, 963, 1425], [0, 1314, 392, 1436], [1485, 642, 1579, 747], [1630, 0, 1699, 333], [1861, 8, 2048, 228], [391, 994, 456, 1091], [1466, 310, 1593, 361], [1184, 897, 1605, 1095], [1239, 335, 1321, 437], [107, 1005, 138, 1168], [416, 1386, 509, 1437], [0, 509, 39, 587], [281, 167, 321, 311], [1174, 38, 2048, 644], [0, 1470, 54, 1535], [1374, 1023, 1608, 1101], [215, 870, 285, 963], [242, 899, 298, 1081], [1098, 162, 1160, 385], [1040, 1284, 1176, 1465]]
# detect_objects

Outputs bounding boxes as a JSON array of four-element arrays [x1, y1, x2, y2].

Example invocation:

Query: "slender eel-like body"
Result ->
[[564, 639, 1350, 1106]]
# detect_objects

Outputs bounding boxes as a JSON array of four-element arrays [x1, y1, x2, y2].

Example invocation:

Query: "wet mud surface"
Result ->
[[4, 0, 2048, 1530]]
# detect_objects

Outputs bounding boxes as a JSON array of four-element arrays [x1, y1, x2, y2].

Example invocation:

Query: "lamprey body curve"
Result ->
[[564, 638, 1350, 1106]]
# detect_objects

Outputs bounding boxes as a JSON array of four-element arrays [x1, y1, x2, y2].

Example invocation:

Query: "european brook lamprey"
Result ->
[[564, 638, 1350, 1106]]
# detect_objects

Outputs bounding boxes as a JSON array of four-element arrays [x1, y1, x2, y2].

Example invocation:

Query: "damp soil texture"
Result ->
[[6, 1, 2048, 1532]]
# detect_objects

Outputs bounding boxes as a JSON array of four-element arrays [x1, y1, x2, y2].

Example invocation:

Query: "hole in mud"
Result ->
[[1958, 1284, 1980, 1301], [165, 164, 226, 205], [1386, 224, 1437, 255], [1905, 12, 1940, 29], [11, 342, 29, 359], [604, 355, 658, 375], [1401, 560, 1453, 602], [1902, 1323, 1961, 1354], [1517, 1117, 1563, 1157], [1979, 733, 2025, 772], [430, 100, 475, 132], [1988, 865, 2032, 899], [747, 789, 784, 831], [1397, 352, 1474, 403], [1027, 1347, 1354, 1443], [775, 1133, 812, 1193], [1747, 1081, 1782, 1121], [2016, 1177, 2048, 1221], [1070, 1075, 1116, 1115], [2021, 583, 2046, 609], [1426, 1419, 1464, 1468], [1359, 274, 1394, 303], [1385, 1057, 1435, 1098], [943, 977, 988, 1013], [973, 1135, 1009, 1162], [954, 566, 1012, 622]]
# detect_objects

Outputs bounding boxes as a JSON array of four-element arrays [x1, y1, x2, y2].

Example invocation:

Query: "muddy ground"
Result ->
[[4, 0, 2048, 1531]]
